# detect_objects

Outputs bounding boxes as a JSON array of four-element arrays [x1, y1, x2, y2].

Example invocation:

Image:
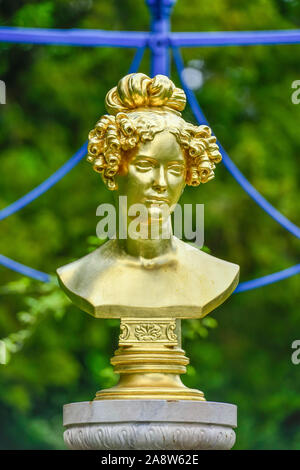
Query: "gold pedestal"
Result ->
[[95, 318, 205, 401]]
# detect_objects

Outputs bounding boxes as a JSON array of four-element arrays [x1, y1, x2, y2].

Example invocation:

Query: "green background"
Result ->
[[0, 0, 299, 449]]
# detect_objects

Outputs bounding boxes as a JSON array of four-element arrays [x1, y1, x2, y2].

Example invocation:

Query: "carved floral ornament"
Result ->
[[134, 324, 163, 341], [118, 319, 178, 343]]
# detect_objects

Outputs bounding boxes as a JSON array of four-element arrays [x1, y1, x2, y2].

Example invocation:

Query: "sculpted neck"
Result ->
[[122, 233, 174, 259], [116, 208, 175, 260]]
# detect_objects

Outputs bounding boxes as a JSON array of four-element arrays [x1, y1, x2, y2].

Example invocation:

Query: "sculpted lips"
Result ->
[[144, 196, 170, 205]]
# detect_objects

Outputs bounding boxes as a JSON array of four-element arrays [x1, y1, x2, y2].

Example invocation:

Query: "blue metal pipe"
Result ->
[[170, 29, 300, 47], [0, 48, 146, 222], [172, 46, 300, 239], [146, 0, 177, 76], [0, 254, 50, 282], [0, 27, 149, 48], [0, 46, 146, 282], [0, 143, 87, 221], [234, 263, 300, 293], [128, 46, 146, 73]]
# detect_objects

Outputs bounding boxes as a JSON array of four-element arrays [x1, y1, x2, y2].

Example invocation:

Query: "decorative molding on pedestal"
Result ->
[[64, 423, 235, 450], [119, 318, 178, 345], [63, 400, 237, 450]]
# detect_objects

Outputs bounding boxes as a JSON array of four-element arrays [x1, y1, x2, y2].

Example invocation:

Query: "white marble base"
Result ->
[[63, 400, 237, 450]]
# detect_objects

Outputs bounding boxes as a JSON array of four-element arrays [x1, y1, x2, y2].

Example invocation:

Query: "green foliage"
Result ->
[[0, 276, 69, 364], [0, 0, 299, 450]]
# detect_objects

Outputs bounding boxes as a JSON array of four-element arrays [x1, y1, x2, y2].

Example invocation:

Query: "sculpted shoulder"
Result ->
[[57, 240, 117, 283], [56, 240, 118, 314], [174, 237, 240, 308], [175, 237, 239, 280]]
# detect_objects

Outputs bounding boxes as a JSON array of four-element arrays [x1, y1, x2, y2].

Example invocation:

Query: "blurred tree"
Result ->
[[0, 0, 299, 449]]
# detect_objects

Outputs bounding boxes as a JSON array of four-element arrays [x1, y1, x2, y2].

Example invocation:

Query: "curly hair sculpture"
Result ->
[[87, 73, 222, 190]]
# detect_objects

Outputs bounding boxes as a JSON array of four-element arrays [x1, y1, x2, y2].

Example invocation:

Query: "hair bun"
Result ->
[[105, 73, 186, 115]]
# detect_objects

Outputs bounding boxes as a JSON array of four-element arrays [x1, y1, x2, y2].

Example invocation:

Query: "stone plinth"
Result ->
[[63, 400, 237, 450]]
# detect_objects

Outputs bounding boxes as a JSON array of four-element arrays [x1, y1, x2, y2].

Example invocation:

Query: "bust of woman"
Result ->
[[57, 73, 239, 319]]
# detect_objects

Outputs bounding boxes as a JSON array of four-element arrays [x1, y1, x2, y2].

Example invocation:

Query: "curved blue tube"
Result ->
[[0, 47, 145, 221], [172, 46, 300, 239], [172, 46, 300, 291], [234, 264, 300, 293], [0, 142, 88, 221], [0, 47, 146, 282], [0, 27, 298, 291], [0, 254, 50, 282]]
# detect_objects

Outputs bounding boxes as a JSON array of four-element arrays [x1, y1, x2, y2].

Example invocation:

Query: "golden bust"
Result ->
[[57, 73, 239, 319], [57, 73, 240, 401]]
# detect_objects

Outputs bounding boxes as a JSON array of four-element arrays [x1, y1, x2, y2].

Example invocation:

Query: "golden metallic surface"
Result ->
[[57, 236, 239, 319], [95, 318, 205, 401], [57, 73, 240, 401]]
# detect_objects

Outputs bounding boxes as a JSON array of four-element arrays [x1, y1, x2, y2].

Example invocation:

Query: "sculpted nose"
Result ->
[[153, 166, 167, 193]]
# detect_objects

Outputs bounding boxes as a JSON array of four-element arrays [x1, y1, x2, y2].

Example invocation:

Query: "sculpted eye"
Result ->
[[135, 160, 154, 171], [168, 164, 185, 176]]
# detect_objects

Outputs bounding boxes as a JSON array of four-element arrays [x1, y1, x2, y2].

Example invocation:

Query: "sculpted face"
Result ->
[[116, 130, 186, 218]]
